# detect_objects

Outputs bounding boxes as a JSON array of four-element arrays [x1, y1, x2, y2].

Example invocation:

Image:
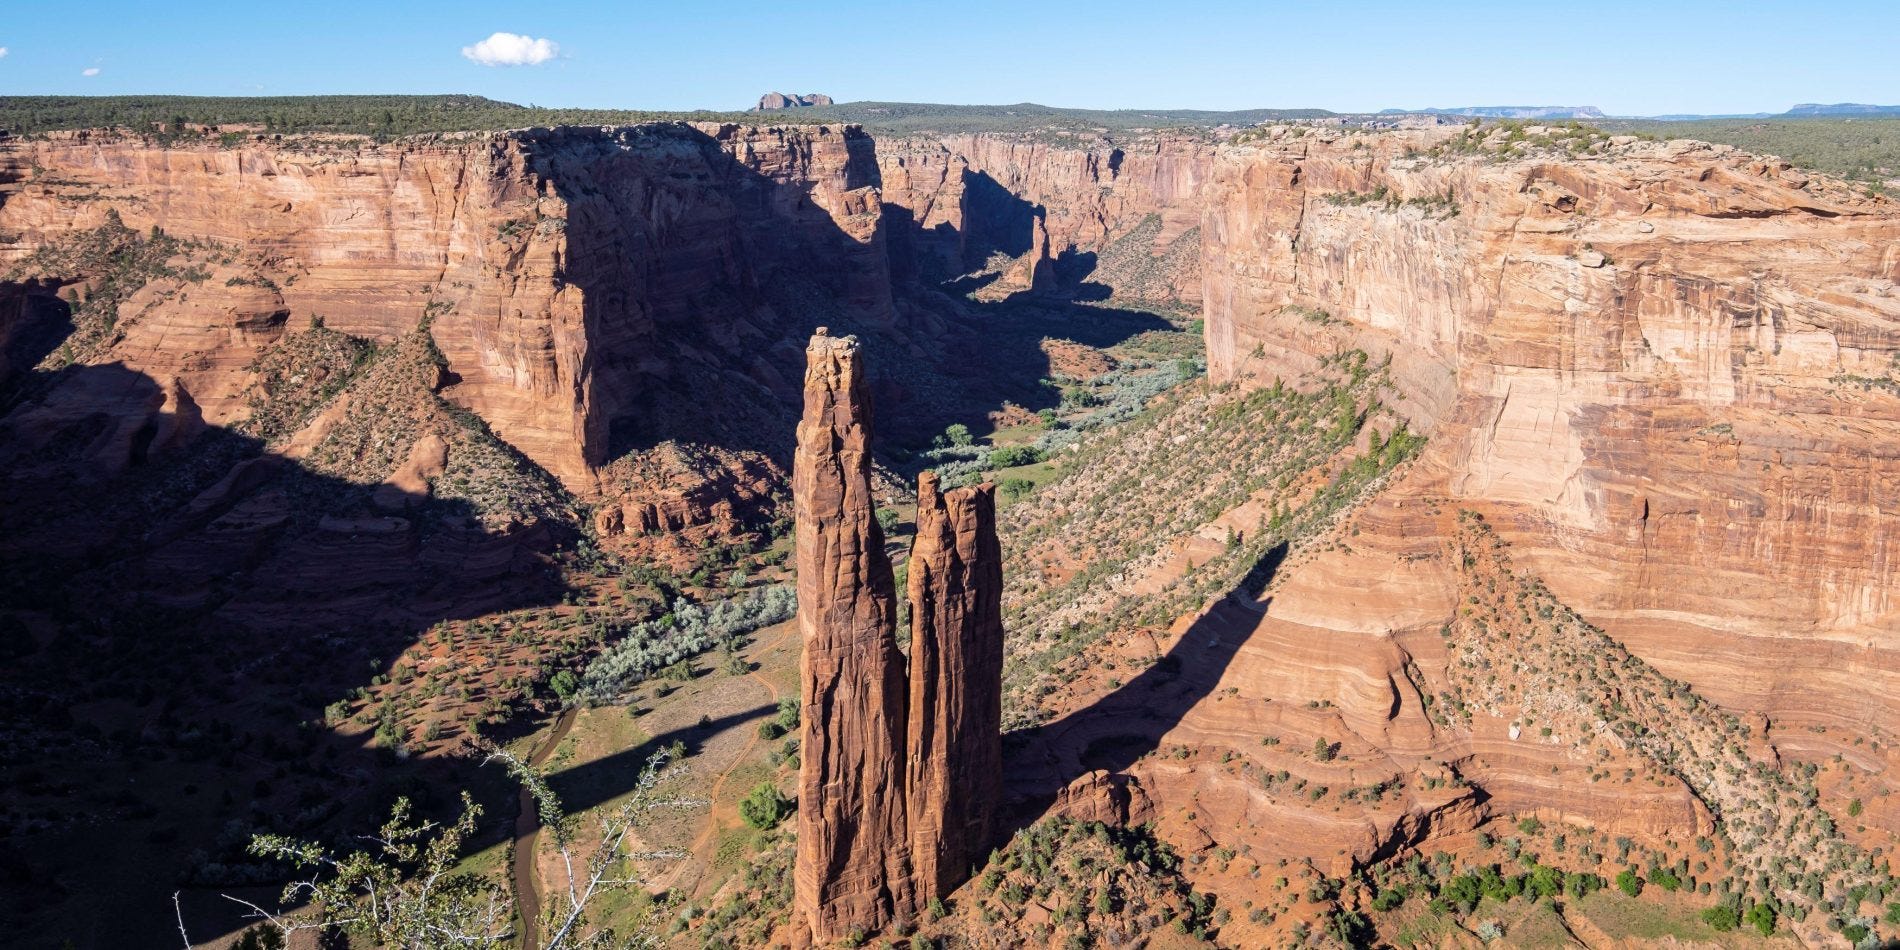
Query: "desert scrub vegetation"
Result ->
[[920, 355, 1204, 488], [0, 209, 222, 372], [576, 585, 795, 705], [1086, 213, 1202, 304], [676, 829, 796, 947], [0, 96, 1327, 140], [298, 328, 449, 482], [179, 744, 700, 949], [998, 349, 1423, 724], [1418, 119, 1618, 162], [433, 404, 571, 521], [0, 94, 784, 141], [1346, 814, 1789, 945], [1441, 513, 1896, 941], [282, 324, 568, 520], [239, 324, 376, 441], [923, 816, 1219, 947], [1321, 183, 1461, 218], [1604, 116, 1900, 187]]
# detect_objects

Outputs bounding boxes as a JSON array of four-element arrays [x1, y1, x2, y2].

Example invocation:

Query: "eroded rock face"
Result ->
[[1201, 128, 1900, 760], [878, 132, 1213, 301], [0, 123, 891, 492], [793, 333, 1008, 942], [905, 471, 1004, 901], [793, 329, 914, 943]]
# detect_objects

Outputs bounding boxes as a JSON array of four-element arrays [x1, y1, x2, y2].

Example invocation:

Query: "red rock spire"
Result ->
[[905, 470, 1006, 901], [793, 329, 914, 944], [793, 330, 1007, 943]]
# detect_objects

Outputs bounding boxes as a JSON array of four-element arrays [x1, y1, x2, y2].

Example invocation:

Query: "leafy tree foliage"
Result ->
[[739, 781, 793, 830], [182, 745, 702, 949], [578, 586, 795, 704]]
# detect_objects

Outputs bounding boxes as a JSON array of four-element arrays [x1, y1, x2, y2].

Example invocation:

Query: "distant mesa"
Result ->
[[754, 91, 835, 111], [1784, 102, 1900, 116], [1383, 105, 1606, 119]]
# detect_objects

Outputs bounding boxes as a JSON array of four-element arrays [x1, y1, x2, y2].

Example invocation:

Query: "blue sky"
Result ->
[[1, 1, 1895, 116]]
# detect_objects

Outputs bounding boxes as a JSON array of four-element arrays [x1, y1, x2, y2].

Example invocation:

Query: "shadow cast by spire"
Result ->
[[993, 541, 1289, 843]]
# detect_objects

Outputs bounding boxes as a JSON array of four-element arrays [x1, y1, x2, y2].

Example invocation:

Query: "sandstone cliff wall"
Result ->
[[0, 123, 891, 492], [1202, 127, 1900, 749], [878, 132, 1212, 301]]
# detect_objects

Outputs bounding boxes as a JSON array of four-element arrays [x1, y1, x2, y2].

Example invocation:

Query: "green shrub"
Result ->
[[739, 781, 791, 830], [988, 445, 1045, 469], [1701, 904, 1738, 932], [1000, 478, 1036, 501], [1371, 887, 1406, 911], [1747, 902, 1777, 936], [774, 698, 801, 733], [547, 669, 579, 703]]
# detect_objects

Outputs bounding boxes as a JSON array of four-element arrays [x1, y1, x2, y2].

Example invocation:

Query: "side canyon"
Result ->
[[3, 114, 1899, 948]]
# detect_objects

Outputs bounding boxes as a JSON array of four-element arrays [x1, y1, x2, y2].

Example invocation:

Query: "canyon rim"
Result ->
[[1, 30, 1899, 950]]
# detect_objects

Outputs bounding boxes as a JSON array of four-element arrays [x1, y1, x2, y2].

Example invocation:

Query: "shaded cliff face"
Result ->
[[905, 471, 1004, 901], [878, 132, 1212, 302], [0, 123, 891, 494], [793, 334, 1010, 945], [793, 330, 914, 943], [1202, 127, 1900, 761]]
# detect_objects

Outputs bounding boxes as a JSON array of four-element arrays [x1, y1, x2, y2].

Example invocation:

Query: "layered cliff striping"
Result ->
[[792, 330, 1005, 943], [0, 123, 1203, 541], [905, 470, 1004, 901], [0, 122, 891, 495], [1201, 125, 1900, 753], [792, 329, 914, 941]]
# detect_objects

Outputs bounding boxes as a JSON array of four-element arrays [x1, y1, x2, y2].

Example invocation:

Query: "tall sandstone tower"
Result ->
[[793, 331, 916, 942], [905, 471, 1005, 901], [793, 330, 1005, 944]]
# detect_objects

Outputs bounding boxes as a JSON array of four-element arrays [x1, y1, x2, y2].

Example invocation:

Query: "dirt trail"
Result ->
[[657, 619, 799, 895], [513, 705, 579, 950]]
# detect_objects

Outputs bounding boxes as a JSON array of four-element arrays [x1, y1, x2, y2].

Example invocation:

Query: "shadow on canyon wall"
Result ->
[[0, 336, 574, 946], [0, 125, 1176, 946], [545, 125, 1168, 469], [995, 541, 1290, 847], [887, 163, 1113, 303]]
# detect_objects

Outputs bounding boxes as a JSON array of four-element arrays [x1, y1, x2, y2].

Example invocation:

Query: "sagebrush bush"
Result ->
[[578, 585, 795, 704]]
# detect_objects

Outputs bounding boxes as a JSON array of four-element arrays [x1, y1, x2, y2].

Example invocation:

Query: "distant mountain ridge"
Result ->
[[1385, 105, 1606, 119], [4, 94, 1898, 141], [1785, 102, 1900, 116]]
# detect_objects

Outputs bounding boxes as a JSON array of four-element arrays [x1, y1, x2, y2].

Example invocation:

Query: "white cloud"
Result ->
[[82, 67, 100, 77], [461, 32, 558, 67], [0, 48, 10, 60]]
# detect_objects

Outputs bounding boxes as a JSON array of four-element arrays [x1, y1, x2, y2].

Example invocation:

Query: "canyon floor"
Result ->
[[2, 109, 1898, 950]]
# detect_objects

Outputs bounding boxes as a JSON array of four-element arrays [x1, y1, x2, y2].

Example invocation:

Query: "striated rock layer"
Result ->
[[792, 332, 1008, 943], [0, 123, 891, 493], [793, 329, 914, 943], [905, 471, 1005, 901], [1202, 127, 1900, 764], [878, 131, 1213, 300]]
